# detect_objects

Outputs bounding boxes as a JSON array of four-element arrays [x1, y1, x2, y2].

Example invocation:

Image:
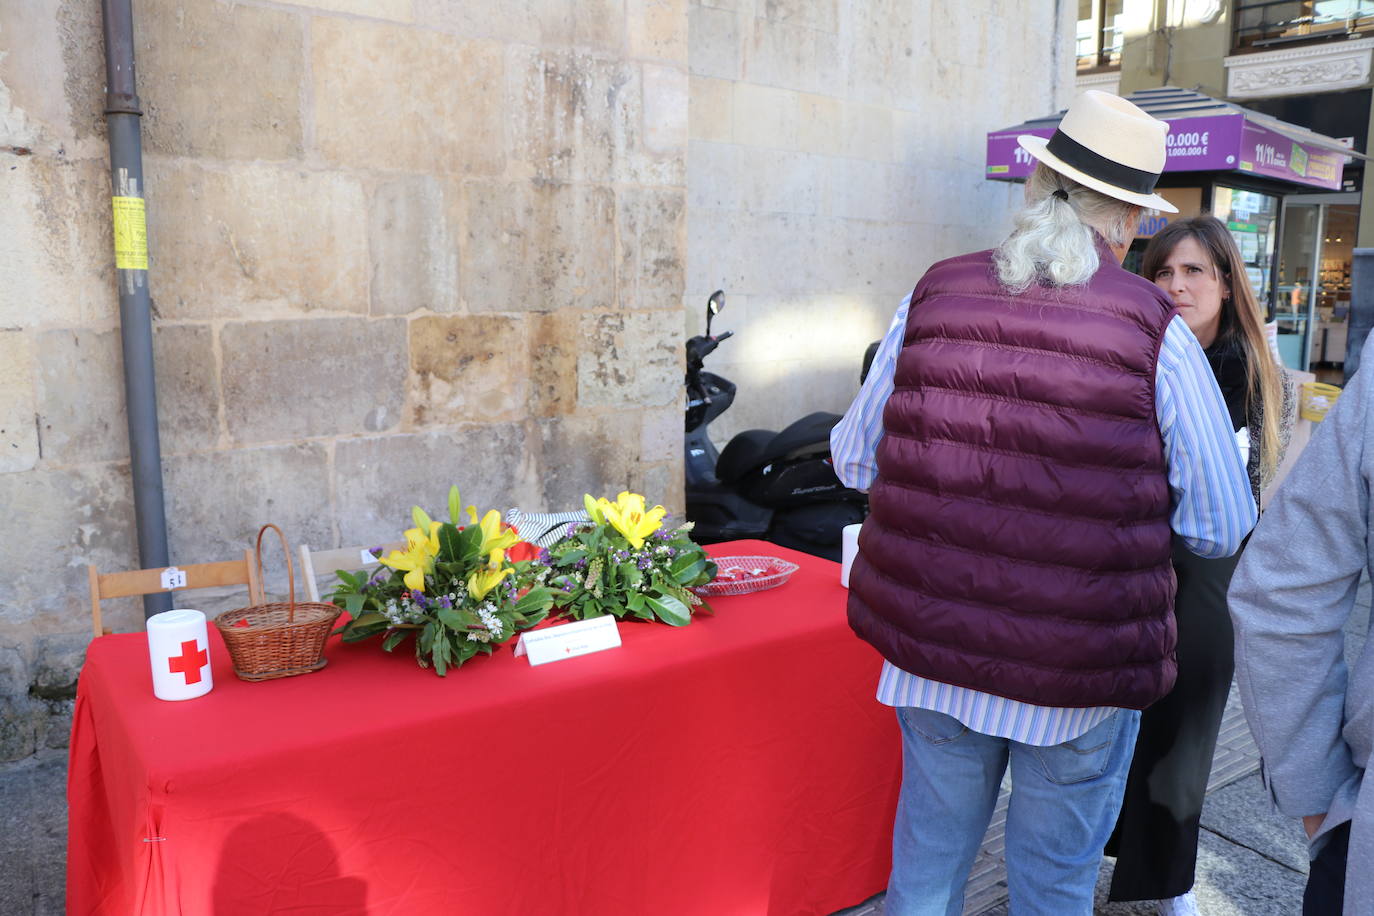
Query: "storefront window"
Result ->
[[1234, 0, 1374, 51], [1077, 0, 1125, 70]]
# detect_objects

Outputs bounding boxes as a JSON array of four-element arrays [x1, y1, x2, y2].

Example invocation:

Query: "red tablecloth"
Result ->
[[67, 541, 900, 915]]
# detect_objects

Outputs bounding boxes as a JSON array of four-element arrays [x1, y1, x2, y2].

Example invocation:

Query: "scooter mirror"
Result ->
[[706, 290, 725, 336]]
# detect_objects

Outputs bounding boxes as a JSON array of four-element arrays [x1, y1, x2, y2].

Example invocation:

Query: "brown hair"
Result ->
[[1141, 216, 1283, 483]]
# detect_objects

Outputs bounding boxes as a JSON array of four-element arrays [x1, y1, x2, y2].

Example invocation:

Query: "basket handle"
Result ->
[[255, 523, 297, 623]]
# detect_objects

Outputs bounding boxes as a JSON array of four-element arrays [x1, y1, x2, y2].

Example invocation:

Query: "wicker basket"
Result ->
[[214, 524, 341, 682]]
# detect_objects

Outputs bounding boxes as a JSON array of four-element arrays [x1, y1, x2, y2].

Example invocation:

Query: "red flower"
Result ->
[[506, 540, 539, 563]]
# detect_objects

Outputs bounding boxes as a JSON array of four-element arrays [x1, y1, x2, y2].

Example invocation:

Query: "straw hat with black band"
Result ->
[[1017, 90, 1179, 214]]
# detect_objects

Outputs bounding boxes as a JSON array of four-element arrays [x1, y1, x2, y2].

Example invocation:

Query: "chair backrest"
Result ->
[[298, 542, 404, 603], [87, 550, 264, 638]]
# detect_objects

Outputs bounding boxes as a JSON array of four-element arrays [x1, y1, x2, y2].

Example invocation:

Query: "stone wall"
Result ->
[[0, 0, 1072, 764], [0, 0, 688, 761], [686, 0, 1075, 443]]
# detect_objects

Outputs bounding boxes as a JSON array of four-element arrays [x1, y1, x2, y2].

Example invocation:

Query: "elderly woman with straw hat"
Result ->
[[831, 90, 1255, 914]]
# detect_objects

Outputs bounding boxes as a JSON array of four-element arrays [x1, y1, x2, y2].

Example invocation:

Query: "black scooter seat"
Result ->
[[715, 411, 842, 484]]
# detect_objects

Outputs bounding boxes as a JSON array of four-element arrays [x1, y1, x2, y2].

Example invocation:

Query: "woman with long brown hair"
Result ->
[[1106, 215, 1295, 915]]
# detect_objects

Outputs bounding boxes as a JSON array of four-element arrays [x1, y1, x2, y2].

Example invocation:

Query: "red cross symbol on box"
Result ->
[[167, 640, 209, 685]]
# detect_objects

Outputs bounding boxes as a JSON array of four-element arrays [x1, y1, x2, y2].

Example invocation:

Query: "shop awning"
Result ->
[[985, 87, 1365, 192]]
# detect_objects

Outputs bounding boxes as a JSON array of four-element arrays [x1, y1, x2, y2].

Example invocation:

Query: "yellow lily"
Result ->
[[465, 506, 521, 557], [583, 493, 605, 525], [380, 519, 442, 593], [599, 491, 666, 549], [467, 549, 514, 600]]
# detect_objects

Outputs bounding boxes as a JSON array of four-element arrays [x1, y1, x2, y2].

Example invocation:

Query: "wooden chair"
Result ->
[[87, 552, 265, 638], [298, 542, 404, 603]]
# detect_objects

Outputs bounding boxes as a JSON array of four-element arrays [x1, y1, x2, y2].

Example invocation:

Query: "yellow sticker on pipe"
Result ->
[[111, 196, 148, 270]]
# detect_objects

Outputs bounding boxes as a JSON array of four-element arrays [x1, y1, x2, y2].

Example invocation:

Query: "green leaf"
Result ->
[[515, 587, 555, 616], [437, 523, 464, 563], [626, 593, 646, 613], [436, 604, 465, 632], [643, 593, 691, 626], [448, 484, 462, 525], [382, 630, 408, 652], [669, 550, 706, 580], [343, 593, 366, 615], [334, 568, 363, 589]]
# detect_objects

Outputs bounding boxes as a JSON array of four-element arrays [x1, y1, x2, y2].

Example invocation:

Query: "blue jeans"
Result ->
[[885, 706, 1141, 916]]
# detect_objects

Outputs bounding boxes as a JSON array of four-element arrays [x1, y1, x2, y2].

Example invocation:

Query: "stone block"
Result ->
[[137, 0, 303, 160], [688, 4, 740, 80], [0, 463, 137, 630], [537, 412, 641, 509], [414, 0, 622, 52], [369, 176, 459, 316], [508, 49, 656, 184], [686, 140, 740, 212], [286, 0, 413, 22], [0, 332, 37, 473], [1201, 774, 1310, 873], [617, 186, 686, 311], [409, 315, 528, 427], [577, 310, 681, 409], [33, 327, 124, 464], [462, 180, 616, 313], [34, 324, 217, 465], [841, 102, 894, 162], [0, 156, 112, 329], [845, 0, 918, 108], [152, 324, 221, 455], [745, 16, 842, 96], [629, 0, 688, 62], [730, 82, 797, 149], [162, 444, 333, 603], [827, 159, 898, 221], [642, 64, 689, 157], [741, 147, 823, 215], [0, 698, 42, 762], [761, 0, 838, 33], [312, 20, 504, 175], [334, 426, 537, 546], [640, 405, 679, 463], [527, 310, 581, 418], [221, 317, 407, 443], [796, 93, 843, 157], [631, 461, 680, 516], [688, 76, 732, 143], [148, 160, 369, 320], [28, 633, 85, 700]]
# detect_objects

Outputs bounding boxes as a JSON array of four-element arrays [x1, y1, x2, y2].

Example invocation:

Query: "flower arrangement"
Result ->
[[534, 491, 717, 626], [330, 486, 554, 675]]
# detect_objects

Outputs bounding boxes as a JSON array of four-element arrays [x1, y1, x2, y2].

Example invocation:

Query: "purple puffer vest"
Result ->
[[848, 244, 1179, 710]]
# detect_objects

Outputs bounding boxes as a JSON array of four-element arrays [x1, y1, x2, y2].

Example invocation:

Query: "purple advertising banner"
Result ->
[[1237, 119, 1345, 190], [986, 111, 1345, 190], [1159, 114, 1246, 171]]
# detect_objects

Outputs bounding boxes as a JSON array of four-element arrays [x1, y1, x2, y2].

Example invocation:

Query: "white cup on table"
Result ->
[[841, 523, 863, 588], [147, 609, 213, 701]]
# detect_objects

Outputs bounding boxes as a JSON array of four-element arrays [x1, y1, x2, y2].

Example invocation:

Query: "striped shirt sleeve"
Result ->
[[1157, 315, 1258, 558], [830, 293, 910, 492]]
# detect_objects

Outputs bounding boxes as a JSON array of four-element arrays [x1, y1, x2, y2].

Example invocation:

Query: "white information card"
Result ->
[[514, 615, 621, 667]]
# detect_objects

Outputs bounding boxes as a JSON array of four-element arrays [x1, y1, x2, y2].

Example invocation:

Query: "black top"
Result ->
[[1205, 337, 1249, 433]]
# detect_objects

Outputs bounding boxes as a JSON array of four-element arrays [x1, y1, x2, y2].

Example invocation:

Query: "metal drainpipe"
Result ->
[[102, 0, 172, 618]]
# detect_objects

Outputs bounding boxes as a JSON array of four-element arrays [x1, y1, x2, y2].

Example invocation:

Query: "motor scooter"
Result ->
[[684, 291, 867, 562]]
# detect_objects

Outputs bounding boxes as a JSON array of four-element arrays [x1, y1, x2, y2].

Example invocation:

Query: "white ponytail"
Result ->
[[994, 163, 1142, 292]]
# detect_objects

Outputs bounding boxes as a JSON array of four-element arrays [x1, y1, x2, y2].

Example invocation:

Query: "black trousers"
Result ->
[[1304, 821, 1350, 916], [1104, 537, 1242, 901]]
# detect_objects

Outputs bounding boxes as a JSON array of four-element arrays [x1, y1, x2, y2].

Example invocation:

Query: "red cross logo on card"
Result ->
[[167, 640, 209, 685]]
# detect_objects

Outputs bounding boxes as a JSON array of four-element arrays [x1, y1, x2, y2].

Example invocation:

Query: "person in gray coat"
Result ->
[[1229, 365, 1374, 916]]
